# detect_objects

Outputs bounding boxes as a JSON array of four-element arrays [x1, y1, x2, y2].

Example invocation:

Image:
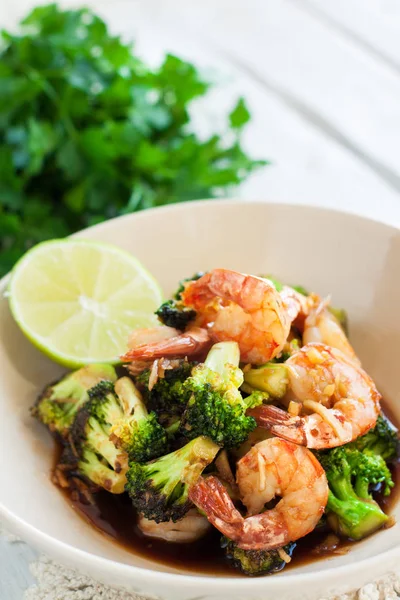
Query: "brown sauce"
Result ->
[[54, 408, 400, 577]]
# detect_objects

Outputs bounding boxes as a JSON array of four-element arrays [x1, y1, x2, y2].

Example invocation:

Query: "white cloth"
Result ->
[[23, 553, 400, 600], [1, 524, 399, 599], [24, 556, 142, 600]]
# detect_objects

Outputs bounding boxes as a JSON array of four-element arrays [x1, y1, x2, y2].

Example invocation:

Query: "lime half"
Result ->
[[8, 239, 163, 368]]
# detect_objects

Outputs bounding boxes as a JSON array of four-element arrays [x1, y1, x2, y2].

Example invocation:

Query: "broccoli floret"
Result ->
[[316, 418, 399, 541], [351, 415, 399, 462], [78, 447, 127, 494], [347, 450, 394, 498], [52, 444, 111, 500], [221, 537, 296, 576], [136, 359, 193, 422], [243, 363, 289, 398], [70, 380, 127, 492], [126, 436, 220, 522], [181, 342, 265, 448], [155, 300, 196, 330], [154, 272, 205, 330], [110, 377, 168, 463], [316, 444, 393, 540], [33, 364, 117, 439]]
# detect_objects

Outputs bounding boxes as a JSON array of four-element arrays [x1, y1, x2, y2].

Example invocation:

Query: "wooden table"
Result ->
[[1, 0, 400, 597]]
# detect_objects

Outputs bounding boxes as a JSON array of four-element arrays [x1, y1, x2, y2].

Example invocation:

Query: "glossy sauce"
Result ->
[[58, 459, 400, 575], [54, 410, 400, 576]]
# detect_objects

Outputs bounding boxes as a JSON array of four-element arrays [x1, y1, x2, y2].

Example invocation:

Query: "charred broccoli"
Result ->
[[33, 364, 117, 439], [181, 342, 265, 447], [110, 377, 168, 462], [69, 380, 127, 493], [135, 359, 193, 423], [78, 447, 126, 494], [155, 300, 196, 330], [126, 436, 219, 522], [155, 272, 204, 330], [222, 537, 296, 576]]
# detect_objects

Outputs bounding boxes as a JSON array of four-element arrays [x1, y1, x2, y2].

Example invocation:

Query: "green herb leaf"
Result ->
[[229, 97, 251, 129], [0, 4, 266, 277]]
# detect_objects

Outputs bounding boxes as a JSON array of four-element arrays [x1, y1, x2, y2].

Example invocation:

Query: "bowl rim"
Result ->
[[1, 198, 399, 590], [2, 503, 399, 590]]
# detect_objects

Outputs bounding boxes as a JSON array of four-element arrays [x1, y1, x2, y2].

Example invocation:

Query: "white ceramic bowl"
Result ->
[[1, 200, 399, 600]]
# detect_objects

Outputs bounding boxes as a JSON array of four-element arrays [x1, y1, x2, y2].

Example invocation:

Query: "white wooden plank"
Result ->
[[84, 0, 399, 225], [104, 1, 400, 219], [297, 0, 400, 74], [140, 0, 400, 190]]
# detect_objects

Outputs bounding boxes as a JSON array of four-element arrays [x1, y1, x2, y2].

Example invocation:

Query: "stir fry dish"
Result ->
[[33, 269, 399, 576]]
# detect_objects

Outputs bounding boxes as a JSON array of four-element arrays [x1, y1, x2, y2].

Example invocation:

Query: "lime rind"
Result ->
[[8, 239, 163, 368]]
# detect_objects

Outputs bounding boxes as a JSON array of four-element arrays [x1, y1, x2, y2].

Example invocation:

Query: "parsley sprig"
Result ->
[[0, 4, 267, 277]]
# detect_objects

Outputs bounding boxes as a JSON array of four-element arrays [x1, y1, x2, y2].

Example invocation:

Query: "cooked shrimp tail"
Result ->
[[250, 343, 381, 449], [248, 404, 327, 447], [121, 327, 211, 362], [190, 439, 329, 551], [189, 476, 247, 541]]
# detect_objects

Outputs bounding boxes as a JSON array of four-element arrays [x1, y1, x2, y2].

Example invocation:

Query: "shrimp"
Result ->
[[303, 299, 360, 364], [248, 343, 381, 449], [189, 438, 328, 550], [279, 285, 314, 329], [128, 325, 179, 348], [120, 326, 211, 362], [181, 269, 298, 364], [137, 509, 210, 543]]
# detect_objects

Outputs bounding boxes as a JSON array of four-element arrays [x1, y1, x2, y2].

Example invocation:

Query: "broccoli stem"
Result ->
[[115, 377, 148, 421], [204, 341, 240, 374], [328, 467, 356, 502], [110, 376, 168, 463], [165, 420, 181, 436], [79, 448, 126, 494], [354, 477, 371, 500], [326, 491, 388, 541], [243, 363, 289, 398], [154, 436, 219, 491], [126, 436, 220, 522], [86, 417, 122, 467]]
